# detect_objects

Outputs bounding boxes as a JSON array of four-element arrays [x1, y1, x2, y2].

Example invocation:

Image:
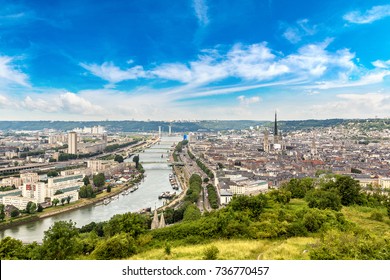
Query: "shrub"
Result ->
[[92, 233, 137, 260], [203, 245, 219, 260], [305, 189, 342, 211], [164, 243, 171, 255], [370, 212, 384, 222]]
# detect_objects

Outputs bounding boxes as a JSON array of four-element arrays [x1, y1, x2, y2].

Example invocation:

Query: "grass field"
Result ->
[[129, 199, 390, 260], [130, 237, 318, 260]]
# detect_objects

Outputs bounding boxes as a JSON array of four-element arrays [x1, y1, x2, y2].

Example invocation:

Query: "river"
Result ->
[[0, 136, 182, 243]]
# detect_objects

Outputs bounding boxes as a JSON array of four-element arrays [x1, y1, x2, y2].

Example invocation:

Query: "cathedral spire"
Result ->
[[274, 111, 278, 136]]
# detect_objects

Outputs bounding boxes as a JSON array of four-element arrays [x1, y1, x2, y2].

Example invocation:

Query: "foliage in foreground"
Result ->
[[0, 175, 389, 260]]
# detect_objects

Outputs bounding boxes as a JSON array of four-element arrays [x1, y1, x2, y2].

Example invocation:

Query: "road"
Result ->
[[180, 146, 213, 212]]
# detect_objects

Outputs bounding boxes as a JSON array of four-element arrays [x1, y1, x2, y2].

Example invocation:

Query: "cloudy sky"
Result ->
[[1, 0, 390, 121]]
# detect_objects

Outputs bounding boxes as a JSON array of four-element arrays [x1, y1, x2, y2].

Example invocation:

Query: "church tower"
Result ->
[[273, 111, 278, 144]]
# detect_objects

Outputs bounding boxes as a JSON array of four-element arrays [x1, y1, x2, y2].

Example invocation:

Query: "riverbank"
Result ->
[[0, 175, 144, 231]]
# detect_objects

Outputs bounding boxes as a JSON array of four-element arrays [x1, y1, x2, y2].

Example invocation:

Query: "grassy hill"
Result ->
[[128, 199, 390, 260]]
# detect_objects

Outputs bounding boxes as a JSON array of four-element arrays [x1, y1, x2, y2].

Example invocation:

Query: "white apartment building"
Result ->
[[68, 131, 77, 154], [87, 160, 105, 173], [20, 172, 40, 184], [5, 151, 18, 159], [1, 177, 22, 187], [229, 179, 268, 195], [47, 174, 83, 202], [2, 196, 32, 210], [379, 177, 390, 189], [22, 182, 47, 203]]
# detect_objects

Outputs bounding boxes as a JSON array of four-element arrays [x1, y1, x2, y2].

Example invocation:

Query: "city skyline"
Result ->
[[1, 0, 390, 121]]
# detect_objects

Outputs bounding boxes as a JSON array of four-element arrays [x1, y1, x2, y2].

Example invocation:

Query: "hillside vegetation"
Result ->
[[0, 175, 389, 260]]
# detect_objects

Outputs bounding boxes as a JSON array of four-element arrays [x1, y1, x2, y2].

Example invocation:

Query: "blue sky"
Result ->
[[1, 0, 390, 121]]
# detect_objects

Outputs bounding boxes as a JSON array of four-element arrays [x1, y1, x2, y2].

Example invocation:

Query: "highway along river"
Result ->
[[0, 136, 183, 243]]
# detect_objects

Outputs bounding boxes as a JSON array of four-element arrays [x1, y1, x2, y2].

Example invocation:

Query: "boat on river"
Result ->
[[158, 191, 176, 199]]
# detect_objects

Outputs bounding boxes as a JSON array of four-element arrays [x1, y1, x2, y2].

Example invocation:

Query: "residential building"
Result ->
[[68, 131, 77, 154]]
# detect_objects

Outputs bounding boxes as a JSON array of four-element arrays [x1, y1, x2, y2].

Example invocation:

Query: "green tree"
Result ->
[[66, 195, 72, 204], [281, 178, 314, 198], [228, 193, 268, 218], [0, 204, 5, 221], [334, 176, 362, 206], [183, 204, 201, 222], [10, 209, 20, 218], [26, 201, 37, 214], [93, 173, 106, 189], [61, 198, 66, 206], [106, 185, 112, 193], [133, 155, 140, 169], [52, 198, 59, 207], [114, 154, 124, 163], [37, 204, 44, 212], [83, 176, 90, 186], [268, 189, 292, 205], [79, 184, 95, 198], [92, 233, 137, 260], [385, 199, 390, 219], [103, 212, 149, 238], [47, 170, 59, 177], [0, 237, 27, 259], [305, 189, 342, 211], [41, 220, 81, 260]]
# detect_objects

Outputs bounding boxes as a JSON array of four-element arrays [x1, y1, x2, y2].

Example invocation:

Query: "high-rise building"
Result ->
[[68, 132, 77, 154], [168, 125, 172, 135], [158, 126, 162, 138]]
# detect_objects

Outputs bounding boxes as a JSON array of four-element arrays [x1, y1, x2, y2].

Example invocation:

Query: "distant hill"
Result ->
[[0, 118, 388, 133]]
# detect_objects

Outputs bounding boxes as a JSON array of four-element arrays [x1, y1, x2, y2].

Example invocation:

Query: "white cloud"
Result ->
[[310, 69, 390, 90], [283, 27, 301, 44], [343, 5, 390, 24], [337, 93, 390, 106], [0, 56, 29, 86], [283, 19, 317, 43], [284, 39, 355, 78], [237, 95, 262, 105], [310, 93, 390, 119], [192, 0, 209, 26], [22, 96, 57, 112], [58, 92, 104, 115], [20, 92, 103, 115], [0, 94, 9, 107], [372, 59, 390, 69], [152, 63, 193, 83], [80, 40, 361, 94], [80, 61, 148, 84]]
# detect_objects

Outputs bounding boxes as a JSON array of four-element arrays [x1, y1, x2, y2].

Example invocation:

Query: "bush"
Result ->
[[370, 212, 384, 222], [305, 189, 342, 211], [310, 229, 390, 260], [164, 242, 171, 255], [203, 245, 219, 260], [92, 233, 137, 260]]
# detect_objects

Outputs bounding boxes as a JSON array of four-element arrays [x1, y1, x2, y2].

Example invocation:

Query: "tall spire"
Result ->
[[273, 111, 279, 145], [274, 111, 278, 136], [159, 211, 166, 228], [151, 208, 159, 229]]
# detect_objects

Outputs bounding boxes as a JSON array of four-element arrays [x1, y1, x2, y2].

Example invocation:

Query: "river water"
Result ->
[[0, 136, 182, 243]]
